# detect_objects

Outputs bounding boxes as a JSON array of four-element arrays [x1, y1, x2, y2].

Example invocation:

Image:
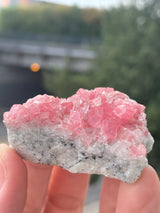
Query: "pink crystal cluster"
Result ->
[[4, 88, 148, 156]]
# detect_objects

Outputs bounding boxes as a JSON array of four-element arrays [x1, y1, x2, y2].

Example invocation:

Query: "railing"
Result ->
[[0, 31, 101, 46], [0, 37, 96, 72]]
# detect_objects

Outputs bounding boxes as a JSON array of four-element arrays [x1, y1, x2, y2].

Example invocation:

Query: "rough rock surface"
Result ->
[[3, 87, 154, 183]]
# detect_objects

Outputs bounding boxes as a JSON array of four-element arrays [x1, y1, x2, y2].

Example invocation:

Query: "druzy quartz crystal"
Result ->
[[3, 87, 154, 183]]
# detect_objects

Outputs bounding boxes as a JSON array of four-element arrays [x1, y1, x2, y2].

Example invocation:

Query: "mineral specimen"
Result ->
[[3, 87, 154, 183]]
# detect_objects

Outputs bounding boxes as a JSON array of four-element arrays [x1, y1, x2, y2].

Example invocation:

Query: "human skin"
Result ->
[[0, 143, 160, 213]]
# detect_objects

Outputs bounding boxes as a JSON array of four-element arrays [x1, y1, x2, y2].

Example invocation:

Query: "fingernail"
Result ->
[[0, 160, 5, 191]]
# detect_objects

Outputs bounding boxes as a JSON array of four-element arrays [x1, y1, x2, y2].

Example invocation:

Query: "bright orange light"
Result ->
[[30, 63, 40, 72]]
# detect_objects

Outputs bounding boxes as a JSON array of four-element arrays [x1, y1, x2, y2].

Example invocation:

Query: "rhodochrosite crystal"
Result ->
[[3, 87, 154, 183]]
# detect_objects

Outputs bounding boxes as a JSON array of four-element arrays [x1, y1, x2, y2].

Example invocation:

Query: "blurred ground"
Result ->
[[0, 106, 102, 212], [0, 122, 7, 142], [84, 200, 99, 213], [85, 175, 102, 205], [84, 176, 103, 212]]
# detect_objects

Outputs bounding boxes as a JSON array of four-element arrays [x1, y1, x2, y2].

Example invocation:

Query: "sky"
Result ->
[[42, 0, 127, 9]]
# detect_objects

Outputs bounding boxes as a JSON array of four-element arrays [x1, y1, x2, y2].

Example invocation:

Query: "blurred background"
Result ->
[[0, 0, 160, 211]]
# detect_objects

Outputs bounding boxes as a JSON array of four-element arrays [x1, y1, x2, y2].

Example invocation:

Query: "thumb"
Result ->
[[0, 144, 27, 213], [116, 166, 160, 213]]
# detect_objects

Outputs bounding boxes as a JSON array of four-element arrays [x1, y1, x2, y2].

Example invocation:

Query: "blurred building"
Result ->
[[0, 0, 36, 9]]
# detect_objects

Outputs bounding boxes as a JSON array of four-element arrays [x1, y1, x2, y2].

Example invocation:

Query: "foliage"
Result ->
[[95, 5, 160, 105], [147, 93, 160, 138], [42, 65, 95, 98], [147, 93, 160, 175], [0, 4, 102, 41]]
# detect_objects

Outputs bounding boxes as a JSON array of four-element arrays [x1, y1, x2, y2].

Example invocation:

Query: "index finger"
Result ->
[[44, 166, 90, 213]]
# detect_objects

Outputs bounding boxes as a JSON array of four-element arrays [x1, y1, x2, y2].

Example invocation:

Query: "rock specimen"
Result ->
[[3, 87, 154, 183]]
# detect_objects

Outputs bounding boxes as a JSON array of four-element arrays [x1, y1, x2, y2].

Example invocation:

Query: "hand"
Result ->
[[0, 144, 160, 213]]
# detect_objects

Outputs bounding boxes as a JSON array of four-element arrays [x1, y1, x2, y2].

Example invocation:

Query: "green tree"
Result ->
[[94, 5, 160, 104], [42, 65, 95, 98], [0, 4, 102, 41]]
